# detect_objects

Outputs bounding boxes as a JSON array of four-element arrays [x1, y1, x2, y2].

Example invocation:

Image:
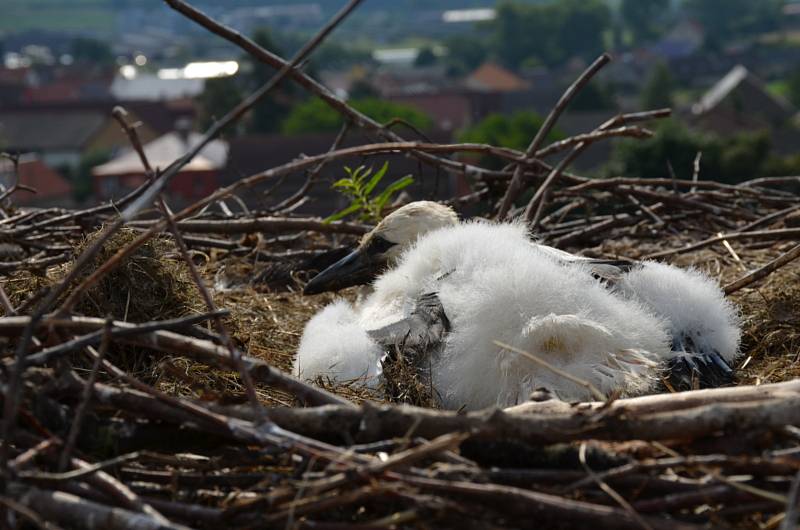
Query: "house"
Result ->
[[21, 64, 115, 104], [0, 101, 196, 171], [650, 19, 705, 61], [92, 129, 227, 206], [690, 65, 796, 135], [0, 67, 34, 105], [0, 106, 111, 169], [465, 62, 531, 93], [110, 73, 204, 102], [388, 91, 474, 131], [0, 155, 73, 207]]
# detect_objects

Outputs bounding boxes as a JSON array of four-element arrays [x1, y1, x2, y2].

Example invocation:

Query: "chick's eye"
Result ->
[[369, 236, 396, 254]]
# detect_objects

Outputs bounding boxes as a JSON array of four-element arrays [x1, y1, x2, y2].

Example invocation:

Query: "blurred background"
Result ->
[[0, 0, 798, 211]]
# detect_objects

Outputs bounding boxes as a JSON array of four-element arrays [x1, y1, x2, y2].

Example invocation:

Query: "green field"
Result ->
[[1, 1, 118, 34], [767, 80, 790, 99]]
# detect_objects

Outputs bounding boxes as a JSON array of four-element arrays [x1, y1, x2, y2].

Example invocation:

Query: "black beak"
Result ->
[[303, 247, 381, 295]]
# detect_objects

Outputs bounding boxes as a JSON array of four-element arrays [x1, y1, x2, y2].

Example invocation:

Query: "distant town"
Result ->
[[1, 0, 799, 212]]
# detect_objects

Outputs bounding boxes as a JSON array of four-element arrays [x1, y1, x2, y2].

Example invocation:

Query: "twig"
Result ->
[[724, 242, 800, 295], [57, 319, 113, 471], [270, 121, 351, 213], [129, 0, 364, 215], [163, 0, 502, 181], [13, 485, 191, 530], [644, 228, 800, 259], [535, 126, 652, 159], [577, 442, 653, 530], [496, 53, 612, 219], [0, 494, 65, 530], [0, 153, 38, 204], [780, 470, 800, 530]]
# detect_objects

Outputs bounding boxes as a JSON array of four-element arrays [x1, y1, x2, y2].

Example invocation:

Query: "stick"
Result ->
[[496, 53, 612, 219], [724, 242, 800, 295], [57, 320, 112, 471]]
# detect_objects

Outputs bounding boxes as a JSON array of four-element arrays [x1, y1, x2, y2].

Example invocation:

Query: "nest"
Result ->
[[3, 23, 800, 527], [69, 227, 203, 322]]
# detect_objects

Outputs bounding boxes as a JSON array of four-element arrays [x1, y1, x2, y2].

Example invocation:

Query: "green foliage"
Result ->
[[571, 82, 616, 111], [325, 162, 414, 224], [348, 78, 379, 99], [640, 63, 675, 109], [70, 37, 113, 64], [194, 27, 295, 135], [414, 47, 437, 67], [764, 153, 800, 177], [281, 98, 432, 135], [491, 0, 610, 69], [196, 77, 244, 132], [247, 29, 294, 134], [458, 112, 564, 167], [74, 149, 111, 203], [683, 0, 784, 47], [443, 34, 488, 77], [620, 0, 670, 44], [608, 119, 772, 184], [788, 69, 800, 108]]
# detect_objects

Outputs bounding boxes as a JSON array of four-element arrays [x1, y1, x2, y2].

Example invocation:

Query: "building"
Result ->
[[691, 65, 796, 135], [92, 129, 227, 205], [0, 155, 72, 207], [0, 100, 196, 170]]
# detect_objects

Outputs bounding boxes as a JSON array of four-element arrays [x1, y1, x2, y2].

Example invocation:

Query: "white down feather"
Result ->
[[613, 261, 741, 363], [295, 221, 673, 409]]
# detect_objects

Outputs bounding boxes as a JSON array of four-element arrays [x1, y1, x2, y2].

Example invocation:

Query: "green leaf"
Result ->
[[374, 175, 414, 208], [332, 178, 354, 188], [364, 161, 389, 196], [355, 166, 371, 187], [323, 202, 361, 223]]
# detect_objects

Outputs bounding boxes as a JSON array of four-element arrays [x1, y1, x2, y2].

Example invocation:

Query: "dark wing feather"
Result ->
[[367, 292, 450, 364]]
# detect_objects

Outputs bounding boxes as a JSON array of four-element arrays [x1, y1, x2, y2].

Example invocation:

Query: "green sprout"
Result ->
[[325, 161, 413, 224]]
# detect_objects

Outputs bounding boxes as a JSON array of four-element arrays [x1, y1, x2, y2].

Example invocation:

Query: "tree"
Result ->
[[281, 98, 432, 135], [620, 0, 670, 43], [553, 0, 611, 62], [247, 28, 295, 134], [444, 34, 488, 77], [788, 68, 800, 108], [490, 0, 610, 69], [70, 37, 114, 65], [609, 119, 771, 184], [196, 77, 244, 132], [348, 78, 379, 99], [571, 82, 616, 111], [74, 150, 112, 203], [194, 28, 296, 135], [458, 112, 564, 168], [684, 0, 784, 46], [414, 47, 437, 67], [640, 63, 675, 109]]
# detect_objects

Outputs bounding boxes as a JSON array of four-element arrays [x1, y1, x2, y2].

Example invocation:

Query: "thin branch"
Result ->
[[496, 53, 612, 219], [724, 242, 800, 295]]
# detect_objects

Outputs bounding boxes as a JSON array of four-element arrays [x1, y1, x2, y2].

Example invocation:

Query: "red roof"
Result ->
[[0, 157, 72, 205], [466, 63, 530, 92], [23, 81, 84, 103], [0, 67, 30, 85]]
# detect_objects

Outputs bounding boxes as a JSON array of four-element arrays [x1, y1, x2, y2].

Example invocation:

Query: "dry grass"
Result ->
[[70, 227, 204, 322]]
